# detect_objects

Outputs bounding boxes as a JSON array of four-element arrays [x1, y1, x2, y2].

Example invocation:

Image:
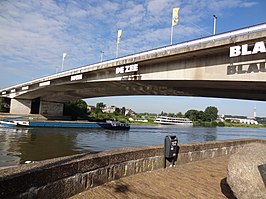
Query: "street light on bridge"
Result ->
[[213, 15, 217, 35], [100, 51, 104, 62], [61, 52, 67, 71]]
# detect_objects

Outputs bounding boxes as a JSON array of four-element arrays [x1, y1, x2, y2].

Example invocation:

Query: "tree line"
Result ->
[[159, 106, 218, 122], [0, 97, 10, 113], [184, 106, 218, 122], [0, 97, 219, 125], [64, 101, 128, 121]]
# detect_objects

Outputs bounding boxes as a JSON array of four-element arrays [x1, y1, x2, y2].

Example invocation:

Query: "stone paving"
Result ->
[[71, 156, 235, 199]]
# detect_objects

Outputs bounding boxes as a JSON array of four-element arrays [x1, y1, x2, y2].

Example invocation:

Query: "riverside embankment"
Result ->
[[71, 155, 233, 199], [0, 138, 265, 198]]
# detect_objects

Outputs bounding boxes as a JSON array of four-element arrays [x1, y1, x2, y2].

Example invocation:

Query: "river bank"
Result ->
[[130, 120, 266, 128], [192, 121, 266, 128]]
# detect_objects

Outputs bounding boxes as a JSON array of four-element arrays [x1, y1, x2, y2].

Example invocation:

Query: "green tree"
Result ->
[[96, 102, 106, 109], [93, 108, 103, 118], [75, 99, 87, 111], [93, 102, 106, 117], [88, 102, 106, 119], [0, 97, 9, 113], [121, 107, 126, 116], [198, 111, 205, 121], [204, 106, 218, 122], [64, 99, 88, 119], [0, 97, 4, 112], [168, 113, 175, 117], [160, 111, 167, 116], [185, 109, 199, 121], [176, 112, 183, 117]]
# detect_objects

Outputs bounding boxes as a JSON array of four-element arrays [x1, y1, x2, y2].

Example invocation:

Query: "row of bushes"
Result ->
[[193, 121, 225, 127]]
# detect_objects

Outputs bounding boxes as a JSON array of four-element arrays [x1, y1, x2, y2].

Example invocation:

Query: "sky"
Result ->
[[1, 0, 266, 116]]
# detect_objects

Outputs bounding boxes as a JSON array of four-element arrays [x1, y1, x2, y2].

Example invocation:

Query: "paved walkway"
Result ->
[[71, 156, 236, 199]]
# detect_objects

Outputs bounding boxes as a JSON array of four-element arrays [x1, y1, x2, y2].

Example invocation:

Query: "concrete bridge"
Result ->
[[1, 23, 266, 116]]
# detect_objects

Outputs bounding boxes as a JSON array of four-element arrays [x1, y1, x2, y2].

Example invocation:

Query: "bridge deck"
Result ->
[[71, 156, 235, 199]]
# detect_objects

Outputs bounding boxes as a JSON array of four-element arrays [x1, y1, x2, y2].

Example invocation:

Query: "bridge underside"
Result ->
[[16, 80, 266, 102], [8, 79, 265, 117]]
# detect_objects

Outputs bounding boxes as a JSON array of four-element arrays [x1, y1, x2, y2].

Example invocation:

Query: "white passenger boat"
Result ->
[[154, 116, 193, 125]]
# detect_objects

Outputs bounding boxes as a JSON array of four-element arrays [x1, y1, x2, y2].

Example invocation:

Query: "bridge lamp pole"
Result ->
[[116, 29, 122, 58], [116, 44, 119, 58], [100, 51, 104, 62], [61, 52, 67, 72], [213, 15, 217, 35], [170, 26, 174, 45]]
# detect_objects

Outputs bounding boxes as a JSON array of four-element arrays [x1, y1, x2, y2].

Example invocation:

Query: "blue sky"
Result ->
[[1, 0, 266, 116]]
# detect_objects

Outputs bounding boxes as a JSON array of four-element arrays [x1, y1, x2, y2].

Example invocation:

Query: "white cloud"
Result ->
[[117, 3, 146, 28], [147, 0, 179, 16], [207, 0, 257, 11]]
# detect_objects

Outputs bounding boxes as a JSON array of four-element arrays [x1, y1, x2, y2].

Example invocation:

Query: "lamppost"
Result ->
[[213, 15, 217, 35], [61, 52, 67, 72], [100, 51, 104, 62], [116, 29, 122, 58]]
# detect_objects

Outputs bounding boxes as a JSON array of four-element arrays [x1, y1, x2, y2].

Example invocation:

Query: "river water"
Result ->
[[0, 125, 266, 168]]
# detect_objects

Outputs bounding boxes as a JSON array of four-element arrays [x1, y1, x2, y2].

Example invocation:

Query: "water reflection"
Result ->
[[0, 128, 80, 167], [0, 125, 266, 168], [18, 128, 79, 163], [0, 128, 29, 167], [182, 127, 216, 143], [75, 129, 130, 152]]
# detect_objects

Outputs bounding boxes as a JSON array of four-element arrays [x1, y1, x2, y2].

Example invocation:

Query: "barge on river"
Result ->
[[0, 119, 130, 130]]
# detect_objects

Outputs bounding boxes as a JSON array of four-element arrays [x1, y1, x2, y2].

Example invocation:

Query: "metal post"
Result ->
[[61, 57, 64, 72], [61, 53, 67, 72], [213, 15, 217, 35], [116, 43, 119, 58], [100, 51, 104, 62], [170, 26, 174, 45]]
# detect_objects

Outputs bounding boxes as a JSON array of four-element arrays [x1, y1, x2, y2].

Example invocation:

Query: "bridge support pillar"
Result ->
[[10, 99, 31, 115], [9, 99, 64, 116], [39, 101, 64, 116]]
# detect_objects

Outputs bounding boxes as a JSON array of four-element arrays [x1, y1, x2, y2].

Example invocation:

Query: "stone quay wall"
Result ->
[[0, 138, 265, 199]]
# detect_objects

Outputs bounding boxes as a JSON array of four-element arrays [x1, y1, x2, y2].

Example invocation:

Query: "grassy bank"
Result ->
[[193, 121, 266, 128], [223, 122, 266, 128], [129, 119, 156, 125], [193, 121, 225, 127]]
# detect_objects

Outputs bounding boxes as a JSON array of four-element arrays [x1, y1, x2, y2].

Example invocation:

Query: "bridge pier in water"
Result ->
[[9, 98, 64, 117]]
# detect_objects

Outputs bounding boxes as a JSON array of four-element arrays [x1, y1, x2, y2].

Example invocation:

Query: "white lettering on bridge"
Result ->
[[229, 41, 266, 57], [116, 64, 138, 74], [71, 74, 83, 81], [227, 60, 266, 75], [39, 81, 51, 87]]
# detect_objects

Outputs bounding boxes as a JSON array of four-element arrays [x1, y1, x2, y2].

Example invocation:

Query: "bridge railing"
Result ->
[[1, 23, 266, 94], [65, 23, 266, 73]]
